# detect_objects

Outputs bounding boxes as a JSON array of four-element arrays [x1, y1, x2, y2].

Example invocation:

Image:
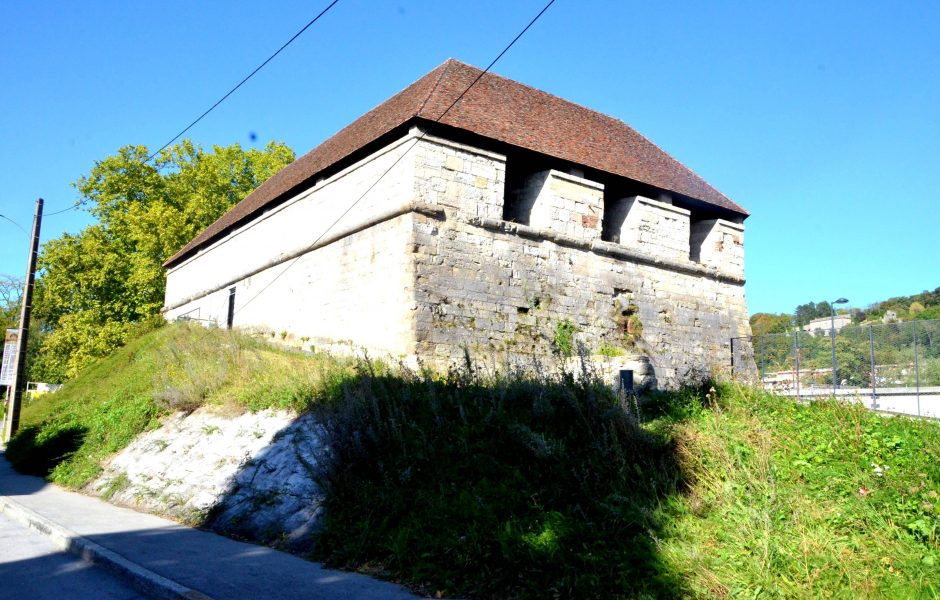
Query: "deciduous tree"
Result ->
[[34, 140, 295, 380]]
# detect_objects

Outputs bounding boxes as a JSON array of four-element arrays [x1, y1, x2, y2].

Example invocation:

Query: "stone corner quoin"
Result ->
[[161, 60, 756, 390]]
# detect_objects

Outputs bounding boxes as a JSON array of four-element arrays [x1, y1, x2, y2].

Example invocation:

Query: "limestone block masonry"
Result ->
[[606, 196, 692, 264], [522, 170, 604, 242], [690, 218, 745, 277], [164, 129, 754, 388]]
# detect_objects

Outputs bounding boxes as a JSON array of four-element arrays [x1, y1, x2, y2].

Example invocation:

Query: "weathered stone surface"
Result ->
[[690, 218, 745, 278], [163, 130, 756, 388], [90, 408, 324, 550], [605, 196, 691, 262]]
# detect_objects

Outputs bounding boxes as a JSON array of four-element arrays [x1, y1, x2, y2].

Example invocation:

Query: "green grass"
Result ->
[[7, 323, 939, 598], [5, 321, 350, 487], [655, 385, 940, 598], [312, 362, 683, 598], [313, 374, 940, 598]]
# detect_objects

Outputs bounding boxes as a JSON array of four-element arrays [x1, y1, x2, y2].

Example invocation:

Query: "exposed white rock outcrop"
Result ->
[[90, 407, 324, 550]]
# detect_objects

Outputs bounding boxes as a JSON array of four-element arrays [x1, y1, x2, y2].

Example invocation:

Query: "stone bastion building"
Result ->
[[163, 60, 754, 388]]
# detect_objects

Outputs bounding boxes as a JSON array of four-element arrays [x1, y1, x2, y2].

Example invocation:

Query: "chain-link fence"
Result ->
[[731, 318, 940, 418]]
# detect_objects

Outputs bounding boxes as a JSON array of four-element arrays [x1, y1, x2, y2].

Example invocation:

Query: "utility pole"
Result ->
[[3, 198, 43, 442]]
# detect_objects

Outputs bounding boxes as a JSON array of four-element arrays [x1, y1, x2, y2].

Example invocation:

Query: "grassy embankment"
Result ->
[[6, 322, 939, 598], [5, 322, 349, 486]]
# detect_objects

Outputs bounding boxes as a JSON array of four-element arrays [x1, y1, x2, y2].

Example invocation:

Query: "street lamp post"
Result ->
[[830, 297, 849, 397]]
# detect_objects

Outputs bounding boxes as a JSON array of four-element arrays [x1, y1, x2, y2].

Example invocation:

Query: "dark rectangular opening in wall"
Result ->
[[689, 217, 707, 263], [601, 179, 651, 243], [227, 287, 236, 329], [619, 369, 634, 393], [502, 150, 551, 224], [602, 190, 627, 243], [502, 153, 527, 223]]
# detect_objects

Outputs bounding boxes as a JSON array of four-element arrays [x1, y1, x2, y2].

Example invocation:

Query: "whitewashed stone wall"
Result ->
[[165, 130, 423, 358]]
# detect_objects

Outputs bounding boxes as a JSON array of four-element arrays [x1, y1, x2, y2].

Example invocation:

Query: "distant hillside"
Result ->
[[751, 285, 940, 336], [860, 286, 940, 323]]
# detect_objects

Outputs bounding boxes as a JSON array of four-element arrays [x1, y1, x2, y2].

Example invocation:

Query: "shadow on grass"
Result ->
[[208, 359, 696, 599], [5, 424, 87, 477], [8, 350, 699, 598]]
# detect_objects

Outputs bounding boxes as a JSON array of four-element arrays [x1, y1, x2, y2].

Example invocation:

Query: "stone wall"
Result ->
[[165, 130, 423, 358], [91, 407, 324, 551], [164, 130, 754, 387], [520, 170, 604, 241], [606, 195, 691, 263], [690, 218, 745, 278], [410, 136, 752, 387], [410, 214, 750, 387]]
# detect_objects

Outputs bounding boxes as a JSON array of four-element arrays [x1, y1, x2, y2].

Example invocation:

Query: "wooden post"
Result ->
[[3, 198, 43, 442]]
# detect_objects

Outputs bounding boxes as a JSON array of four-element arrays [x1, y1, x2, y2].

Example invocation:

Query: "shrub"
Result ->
[[551, 319, 578, 357]]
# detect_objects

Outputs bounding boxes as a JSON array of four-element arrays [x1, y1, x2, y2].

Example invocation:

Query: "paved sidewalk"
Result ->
[[0, 455, 416, 600], [0, 511, 146, 599]]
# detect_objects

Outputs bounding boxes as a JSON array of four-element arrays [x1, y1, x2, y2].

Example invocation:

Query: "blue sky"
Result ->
[[1, 1, 937, 315]]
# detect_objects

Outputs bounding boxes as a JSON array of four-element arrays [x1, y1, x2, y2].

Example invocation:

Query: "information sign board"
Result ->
[[0, 329, 18, 386]]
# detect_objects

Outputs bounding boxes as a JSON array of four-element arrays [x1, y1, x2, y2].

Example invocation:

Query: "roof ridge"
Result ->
[[415, 58, 455, 119], [425, 61, 734, 206], [164, 59, 747, 268]]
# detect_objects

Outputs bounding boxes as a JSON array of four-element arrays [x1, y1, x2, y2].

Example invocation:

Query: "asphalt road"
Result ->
[[0, 512, 147, 600]]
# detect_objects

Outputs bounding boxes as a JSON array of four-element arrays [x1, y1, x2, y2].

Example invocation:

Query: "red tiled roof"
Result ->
[[165, 59, 746, 267]]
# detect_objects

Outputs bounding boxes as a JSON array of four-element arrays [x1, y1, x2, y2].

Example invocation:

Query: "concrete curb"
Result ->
[[0, 494, 214, 600]]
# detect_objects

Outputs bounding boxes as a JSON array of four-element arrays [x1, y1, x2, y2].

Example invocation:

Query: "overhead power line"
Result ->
[[46, 0, 342, 218], [0, 213, 28, 235], [231, 0, 558, 318], [145, 0, 342, 162], [44, 204, 81, 217]]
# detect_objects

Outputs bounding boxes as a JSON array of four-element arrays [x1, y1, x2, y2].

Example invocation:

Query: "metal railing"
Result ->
[[732, 318, 940, 418]]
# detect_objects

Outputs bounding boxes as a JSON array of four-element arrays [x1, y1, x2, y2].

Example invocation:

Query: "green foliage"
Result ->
[[752, 286, 940, 333], [794, 300, 834, 327], [314, 377, 939, 598], [0, 274, 21, 332], [596, 344, 626, 357], [34, 140, 295, 380], [313, 363, 685, 598], [753, 315, 940, 388], [551, 319, 578, 357], [916, 304, 940, 321], [749, 312, 792, 336], [660, 385, 940, 597], [864, 286, 940, 323], [6, 322, 349, 487], [4, 424, 87, 477]]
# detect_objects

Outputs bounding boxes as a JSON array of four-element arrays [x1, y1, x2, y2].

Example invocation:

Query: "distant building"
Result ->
[[802, 314, 851, 336], [883, 310, 899, 324]]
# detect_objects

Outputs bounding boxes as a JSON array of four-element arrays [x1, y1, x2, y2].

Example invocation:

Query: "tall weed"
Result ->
[[313, 359, 687, 598]]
